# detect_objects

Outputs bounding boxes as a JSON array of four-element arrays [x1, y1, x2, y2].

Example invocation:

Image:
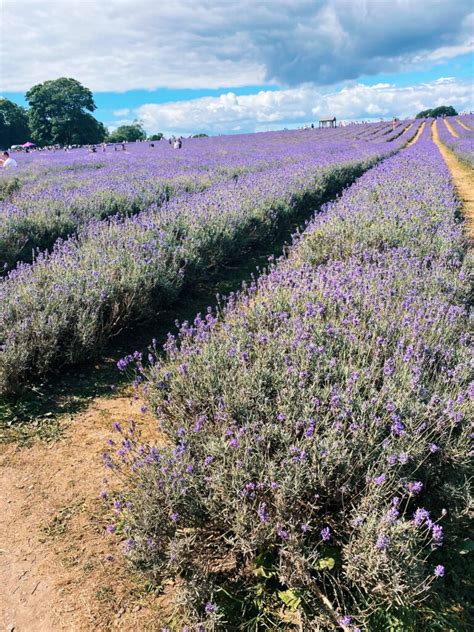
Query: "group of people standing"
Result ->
[[169, 136, 183, 149]]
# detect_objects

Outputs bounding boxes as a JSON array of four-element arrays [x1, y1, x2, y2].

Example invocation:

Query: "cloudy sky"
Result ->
[[1, 0, 473, 135]]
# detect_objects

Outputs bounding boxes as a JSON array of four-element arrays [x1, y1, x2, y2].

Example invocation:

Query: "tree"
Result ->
[[193, 133, 209, 138], [416, 105, 458, 119], [107, 121, 146, 143], [0, 98, 31, 148], [149, 133, 164, 141], [26, 77, 106, 145]]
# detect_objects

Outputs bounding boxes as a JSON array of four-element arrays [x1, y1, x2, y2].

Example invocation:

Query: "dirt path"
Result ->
[[456, 118, 472, 131], [432, 120, 474, 240], [0, 396, 163, 631], [405, 121, 425, 147], [443, 118, 459, 138]]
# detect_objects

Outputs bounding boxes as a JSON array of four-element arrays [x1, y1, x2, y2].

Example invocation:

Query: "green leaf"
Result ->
[[253, 550, 277, 578], [458, 539, 474, 555], [314, 556, 336, 570], [278, 589, 301, 611]]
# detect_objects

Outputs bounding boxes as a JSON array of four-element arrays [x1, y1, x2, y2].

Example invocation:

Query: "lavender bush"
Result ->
[[0, 124, 413, 395], [437, 117, 474, 168], [0, 124, 418, 271], [107, 132, 472, 629]]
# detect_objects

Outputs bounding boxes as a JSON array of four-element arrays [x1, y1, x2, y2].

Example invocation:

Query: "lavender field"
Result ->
[[1, 120, 472, 630], [0, 124, 417, 394], [104, 124, 472, 629], [437, 116, 474, 168]]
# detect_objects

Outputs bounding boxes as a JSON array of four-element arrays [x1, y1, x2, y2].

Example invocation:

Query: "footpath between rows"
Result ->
[[432, 119, 474, 240]]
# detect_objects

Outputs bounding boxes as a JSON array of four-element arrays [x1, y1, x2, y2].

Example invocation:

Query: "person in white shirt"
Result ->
[[0, 151, 18, 169]]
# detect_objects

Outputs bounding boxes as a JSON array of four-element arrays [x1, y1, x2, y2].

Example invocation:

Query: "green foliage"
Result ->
[[107, 120, 146, 143], [148, 133, 163, 141], [193, 133, 209, 138], [0, 176, 21, 201], [25, 77, 105, 145], [416, 105, 458, 119], [0, 98, 30, 148]]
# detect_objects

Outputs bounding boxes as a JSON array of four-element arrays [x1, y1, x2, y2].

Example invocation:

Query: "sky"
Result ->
[[1, 0, 473, 136]]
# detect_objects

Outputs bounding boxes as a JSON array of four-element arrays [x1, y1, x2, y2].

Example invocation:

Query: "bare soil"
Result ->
[[455, 118, 472, 131], [405, 121, 425, 147], [432, 120, 474, 239], [0, 395, 164, 631], [443, 117, 459, 138]]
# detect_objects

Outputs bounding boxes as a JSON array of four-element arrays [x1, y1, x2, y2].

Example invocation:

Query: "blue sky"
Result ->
[[1, 0, 473, 135]]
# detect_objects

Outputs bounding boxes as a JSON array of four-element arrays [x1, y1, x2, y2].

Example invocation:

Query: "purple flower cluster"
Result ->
[[107, 124, 470, 626], [0, 124, 412, 395]]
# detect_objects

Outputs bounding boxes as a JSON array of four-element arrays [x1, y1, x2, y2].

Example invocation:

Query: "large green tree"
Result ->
[[107, 121, 146, 143], [416, 105, 458, 119], [0, 98, 31, 148], [26, 77, 106, 145]]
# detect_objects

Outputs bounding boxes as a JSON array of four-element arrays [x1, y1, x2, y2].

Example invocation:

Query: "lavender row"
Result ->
[[2, 123, 421, 272], [0, 133, 394, 395], [111, 128, 471, 627], [437, 117, 474, 168], [1, 130, 327, 270]]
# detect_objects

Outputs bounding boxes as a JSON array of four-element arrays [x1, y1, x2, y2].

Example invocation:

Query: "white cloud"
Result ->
[[0, 0, 472, 92], [112, 108, 131, 116], [135, 78, 474, 136]]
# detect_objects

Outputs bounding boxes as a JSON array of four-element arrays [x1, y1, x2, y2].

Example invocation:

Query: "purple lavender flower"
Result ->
[[398, 452, 409, 465], [205, 602, 217, 614], [413, 507, 430, 526], [391, 415, 405, 436], [321, 526, 331, 541], [431, 524, 443, 545], [434, 564, 445, 578], [257, 502, 269, 523], [406, 480, 423, 495], [277, 525, 289, 539], [337, 615, 352, 626], [384, 507, 399, 524], [376, 533, 389, 550], [373, 473, 386, 486]]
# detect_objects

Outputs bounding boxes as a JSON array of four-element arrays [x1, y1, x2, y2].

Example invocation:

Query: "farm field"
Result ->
[[0, 120, 472, 631], [0, 123, 419, 395]]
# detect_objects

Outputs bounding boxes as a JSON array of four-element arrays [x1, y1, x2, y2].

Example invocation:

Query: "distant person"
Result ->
[[102, 142, 107, 152], [121, 142, 126, 151], [173, 139, 180, 149], [0, 151, 18, 169]]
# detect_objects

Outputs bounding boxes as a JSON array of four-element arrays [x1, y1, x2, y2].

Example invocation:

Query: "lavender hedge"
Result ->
[[0, 132, 307, 270], [0, 124, 420, 272], [109, 129, 472, 628], [0, 133, 394, 395], [438, 117, 474, 168]]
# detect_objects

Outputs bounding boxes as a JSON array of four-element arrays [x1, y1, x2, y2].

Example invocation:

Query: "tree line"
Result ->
[[0, 77, 152, 147]]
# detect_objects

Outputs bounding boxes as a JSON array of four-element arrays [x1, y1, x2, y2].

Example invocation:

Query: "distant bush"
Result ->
[[416, 105, 458, 119]]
